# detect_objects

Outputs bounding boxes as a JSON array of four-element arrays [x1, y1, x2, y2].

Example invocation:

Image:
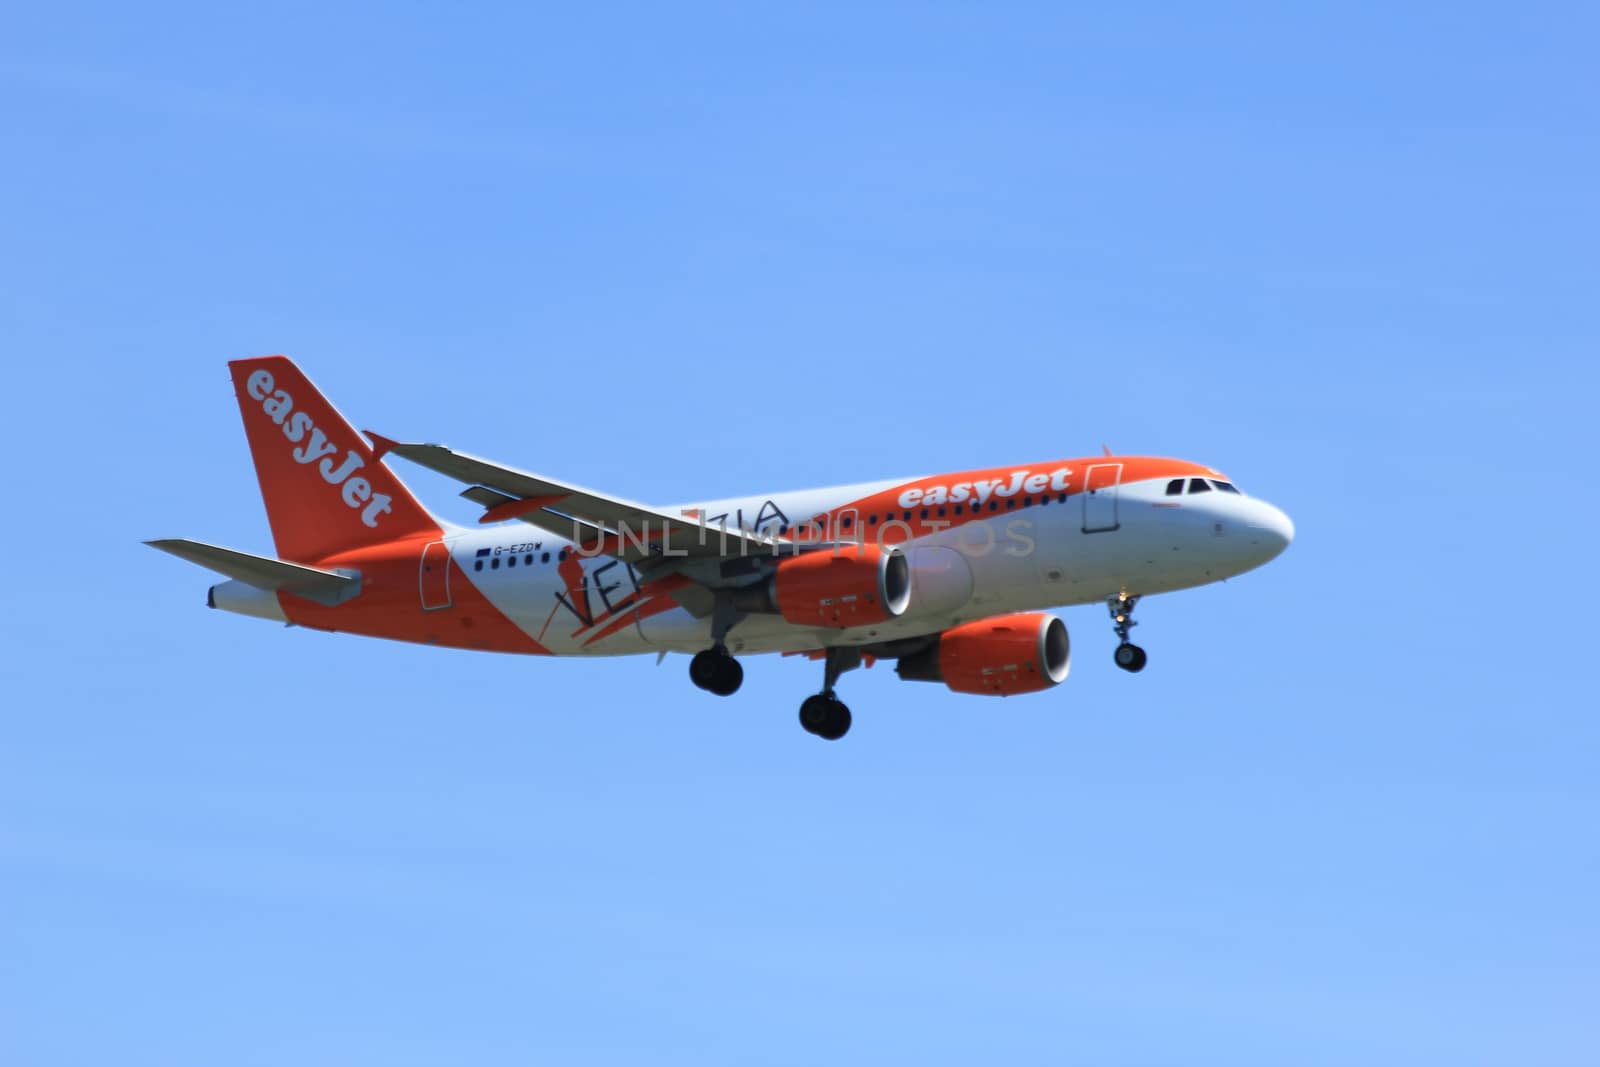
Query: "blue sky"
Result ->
[[3, 4, 1596, 1064]]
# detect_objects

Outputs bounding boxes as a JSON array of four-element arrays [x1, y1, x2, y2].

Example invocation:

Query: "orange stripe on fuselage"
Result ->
[[579, 572, 695, 648], [278, 533, 551, 655], [797, 456, 1221, 543]]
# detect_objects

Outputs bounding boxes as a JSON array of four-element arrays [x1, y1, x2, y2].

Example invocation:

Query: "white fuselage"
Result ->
[[440, 471, 1293, 657]]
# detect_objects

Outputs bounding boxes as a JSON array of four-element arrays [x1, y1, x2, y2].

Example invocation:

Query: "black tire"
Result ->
[[689, 649, 721, 690], [815, 699, 852, 741], [799, 694, 832, 734], [1114, 643, 1147, 673], [707, 655, 744, 696]]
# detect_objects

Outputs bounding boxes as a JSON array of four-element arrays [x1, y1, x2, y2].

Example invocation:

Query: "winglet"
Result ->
[[363, 430, 398, 461]]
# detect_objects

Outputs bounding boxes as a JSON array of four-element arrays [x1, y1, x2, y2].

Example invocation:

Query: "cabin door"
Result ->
[[420, 540, 453, 610], [1081, 464, 1122, 533]]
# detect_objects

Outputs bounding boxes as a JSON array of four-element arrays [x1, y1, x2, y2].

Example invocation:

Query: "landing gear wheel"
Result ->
[[689, 650, 719, 689], [690, 648, 744, 696], [708, 657, 743, 695], [817, 702, 851, 741], [797, 648, 861, 740], [799, 694, 852, 740], [799, 694, 829, 733], [1114, 643, 1147, 673], [1106, 594, 1147, 674]]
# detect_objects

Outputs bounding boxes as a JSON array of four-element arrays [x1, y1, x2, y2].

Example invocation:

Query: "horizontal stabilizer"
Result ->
[[145, 538, 360, 606]]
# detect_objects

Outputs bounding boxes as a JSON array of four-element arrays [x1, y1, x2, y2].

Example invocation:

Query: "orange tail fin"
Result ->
[[229, 356, 439, 562]]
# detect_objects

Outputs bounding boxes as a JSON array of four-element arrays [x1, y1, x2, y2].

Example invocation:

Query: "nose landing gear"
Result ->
[[1108, 593, 1148, 673]]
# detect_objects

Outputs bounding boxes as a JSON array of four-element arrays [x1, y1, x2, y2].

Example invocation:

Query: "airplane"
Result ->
[[148, 356, 1294, 740]]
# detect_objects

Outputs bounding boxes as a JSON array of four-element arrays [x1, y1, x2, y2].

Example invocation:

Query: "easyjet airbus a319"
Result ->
[[150, 357, 1294, 740]]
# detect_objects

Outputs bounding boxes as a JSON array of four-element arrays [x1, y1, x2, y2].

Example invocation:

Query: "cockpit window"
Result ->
[[1210, 480, 1241, 494], [1188, 478, 1212, 494], [1165, 478, 1184, 496]]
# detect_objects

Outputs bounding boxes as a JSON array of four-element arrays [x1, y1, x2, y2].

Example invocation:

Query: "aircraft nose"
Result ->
[[1247, 500, 1295, 560]]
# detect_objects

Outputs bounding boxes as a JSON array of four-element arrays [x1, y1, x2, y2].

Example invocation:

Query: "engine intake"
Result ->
[[896, 613, 1070, 695]]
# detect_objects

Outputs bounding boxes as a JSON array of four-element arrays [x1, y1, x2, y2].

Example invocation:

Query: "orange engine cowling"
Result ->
[[769, 545, 911, 628], [895, 612, 1071, 696]]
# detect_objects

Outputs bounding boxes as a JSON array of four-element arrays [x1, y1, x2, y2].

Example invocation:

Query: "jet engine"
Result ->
[[739, 544, 911, 628], [895, 612, 1070, 695]]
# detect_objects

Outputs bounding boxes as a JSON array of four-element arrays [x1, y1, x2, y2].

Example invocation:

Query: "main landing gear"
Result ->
[[1108, 593, 1148, 673], [799, 646, 860, 741], [689, 646, 743, 696], [690, 598, 747, 697], [799, 693, 851, 741], [689, 643, 857, 740]]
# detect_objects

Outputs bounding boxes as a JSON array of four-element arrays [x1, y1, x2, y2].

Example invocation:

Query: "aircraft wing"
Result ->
[[367, 434, 779, 564]]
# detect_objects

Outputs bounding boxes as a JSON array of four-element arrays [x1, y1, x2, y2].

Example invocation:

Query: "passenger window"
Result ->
[[474, 560, 483, 572], [1166, 479, 1184, 495], [842, 516, 853, 529], [507, 556, 516, 567], [937, 506, 946, 517], [541, 552, 550, 563], [954, 505, 964, 515], [1057, 492, 1068, 503], [1189, 478, 1211, 494], [920, 508, 929, 519], [868, 515, 878, 525], [491, 558, 500, 569], [525, 554, 533, 565], [1212, 480, 1241, 494]]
